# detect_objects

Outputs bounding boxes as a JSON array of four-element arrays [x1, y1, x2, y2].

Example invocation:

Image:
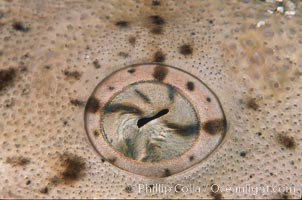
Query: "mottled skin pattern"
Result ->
[[0, 0, 301, 199]]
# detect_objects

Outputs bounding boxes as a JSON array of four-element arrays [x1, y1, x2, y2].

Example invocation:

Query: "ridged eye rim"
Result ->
[[84, 63, 227, 178]]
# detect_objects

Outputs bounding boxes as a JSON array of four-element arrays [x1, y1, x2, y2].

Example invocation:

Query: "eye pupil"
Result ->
[[137, 109, 169, 128]]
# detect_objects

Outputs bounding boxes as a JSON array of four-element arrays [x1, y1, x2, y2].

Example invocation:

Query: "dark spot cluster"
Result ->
[[12, 22, 30, 32], [125, 185, 133, 193], [153, 51, 166, 62], [179, 44, 193, 55], [246, 98, 259, 110], [6, 156, 30, 166], [281, 191, 290, 199], [0, 68, 16, 91], [149, 15, 165, 34], [153, 65, 168, 81], [189, 155, 194, 161], [203, 118, 226, 135], [278, 134, 296, 149], [115, 21, 129, 28], [186, 81, 194, 91], [92, 60, 101, 69], [86, 97, 100, 113], [60, 153, 86, 182], [63, 70, 81, 80], [70, 99, 85, 107], [210, 184, 223, 199], [149, 15, 165, 25]]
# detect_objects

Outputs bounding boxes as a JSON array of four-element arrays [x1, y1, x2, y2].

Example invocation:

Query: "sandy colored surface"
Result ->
[[0, 0, 302, 199]]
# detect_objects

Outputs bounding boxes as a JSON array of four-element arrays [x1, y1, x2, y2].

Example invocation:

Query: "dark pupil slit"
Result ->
[[137, 109, 169, 128]]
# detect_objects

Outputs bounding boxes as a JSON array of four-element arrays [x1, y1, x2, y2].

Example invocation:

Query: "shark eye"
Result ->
[[85, 63, 226, 177]]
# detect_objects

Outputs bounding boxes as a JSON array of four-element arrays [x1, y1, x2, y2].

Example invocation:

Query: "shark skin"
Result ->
[[0, 0, 301, 199]]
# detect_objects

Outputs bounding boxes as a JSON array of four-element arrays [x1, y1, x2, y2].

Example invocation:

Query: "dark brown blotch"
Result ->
[[49, 176, 61, 186], [210, 184, 223, 199], [278, 134, 296, 149], [179, 44, 193, 55], [149, 15, 165, 25], [20, 65, 28, 72], [125, 185, 133, 193], [153, 51, 166, 62], [115, 21, 129, 28], [6, 156, 30, 166], [246, 98, 259, 110], [128, 68, 135, 74], [0, 68, 16, 91], [93, 60, 101, 69], [208, 19, 214, 24], [153, 65, 168, 81], [239, 151, 246, 157], [128, 36, 136, 46], [86, 97, 100, 113], [163, 169, 171, 177], [63, 70, 81, 80], [189, 155, 194, 161], [60, 153, 86, 182], [206, 97, 211, 102], [150, 26, 163, 34], [44, 65, 51, 70], [70, 99, 85, 107], [203, 118, 226, 135], [40, 187, 48, 194], [12, 22, 29, 32], [281, 191, 290, 200], [107, 157, 117, 163], [186, 81, 194, 91], [152, 0, 161, 6], [94, 130, 100, 137], [118, 52, 129, 58]]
